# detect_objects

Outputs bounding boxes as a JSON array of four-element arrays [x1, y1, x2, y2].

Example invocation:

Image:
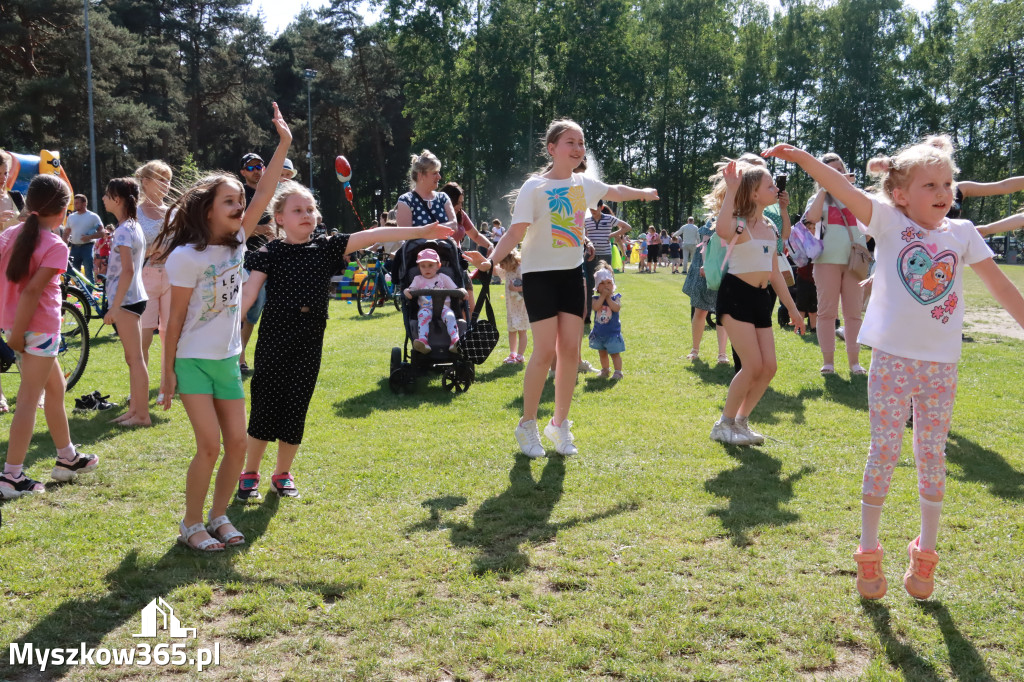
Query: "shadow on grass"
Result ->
[[862, 601, 993, 681], [1, 495, 360, 679], [747, 385, 825, 426], [945, 431, 1024, 501], [443, 456, 635, 575], [333, 377, 457, 417], [473, 362, 523, 382], [684, 359, 736, 386], [704, 447, 814, 546], [505, 381, 555, 412], [580, 375, 617, 393], [405, 495, 468, 533], [821, 373, 869, 411]]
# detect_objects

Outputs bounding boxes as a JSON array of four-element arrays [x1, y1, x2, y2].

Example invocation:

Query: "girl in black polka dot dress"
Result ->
[[237, 182, 452, 500]]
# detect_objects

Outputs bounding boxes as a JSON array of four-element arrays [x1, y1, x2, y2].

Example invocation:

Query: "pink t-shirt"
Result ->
[[410, 272, 458, 309], [0, 223, 69, 335]]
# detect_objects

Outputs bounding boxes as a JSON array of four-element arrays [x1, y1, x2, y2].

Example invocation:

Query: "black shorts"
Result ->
[[121, 300, 148, 316], [716, 273, 773, 328], [647, 245, 660, 262], [523, 265, 586, 323]]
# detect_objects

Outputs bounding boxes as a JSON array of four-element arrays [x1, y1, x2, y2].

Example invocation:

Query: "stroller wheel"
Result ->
[[442, 363, 474, 394], [389, 364, 416, 394], [390, 346, 402, 374]]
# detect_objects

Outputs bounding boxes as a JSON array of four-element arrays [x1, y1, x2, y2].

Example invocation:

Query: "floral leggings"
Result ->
[[417, 306, 459, 343], [863, 349, 958, 499]]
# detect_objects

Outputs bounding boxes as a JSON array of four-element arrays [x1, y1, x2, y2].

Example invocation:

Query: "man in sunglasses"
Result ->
[[238, 152, 276, 373]]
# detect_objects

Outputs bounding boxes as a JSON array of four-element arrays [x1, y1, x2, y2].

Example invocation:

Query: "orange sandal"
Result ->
[[904, 536, 939, 600], [854, 544, 887, 600]]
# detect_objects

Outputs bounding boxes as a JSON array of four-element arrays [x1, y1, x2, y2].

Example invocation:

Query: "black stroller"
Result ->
[[388, 238, 476, 394]]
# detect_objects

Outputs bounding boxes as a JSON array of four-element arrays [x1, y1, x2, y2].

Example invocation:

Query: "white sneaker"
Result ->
[[514, 420, 546, 458], [710, 419, 753, 446], [836, 326, 846, 341], [734, 417, 765, 445], [577, 360, 596, 374], [543, 419, 578, 456]]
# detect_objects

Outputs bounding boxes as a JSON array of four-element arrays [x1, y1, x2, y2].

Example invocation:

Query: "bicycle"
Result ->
[[357, 248, 401, 317], [60, 260, 106, 323]]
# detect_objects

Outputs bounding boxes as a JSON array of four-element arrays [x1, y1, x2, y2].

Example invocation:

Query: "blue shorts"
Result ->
[[589, 333, 625, 354]]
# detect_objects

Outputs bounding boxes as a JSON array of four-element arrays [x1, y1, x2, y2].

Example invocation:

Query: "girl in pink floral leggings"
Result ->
[[765, 136, 1024, 601]]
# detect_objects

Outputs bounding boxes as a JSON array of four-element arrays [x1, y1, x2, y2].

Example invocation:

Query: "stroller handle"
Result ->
[[407, 288, 466, 299]]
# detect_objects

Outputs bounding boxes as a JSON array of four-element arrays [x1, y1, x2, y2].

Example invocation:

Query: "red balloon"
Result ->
[[335, 155, 352, 183], [345, 185, 353, 201]]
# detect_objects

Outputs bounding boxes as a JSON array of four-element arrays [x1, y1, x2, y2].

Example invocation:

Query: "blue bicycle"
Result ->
[[357, 248, 401, 316]]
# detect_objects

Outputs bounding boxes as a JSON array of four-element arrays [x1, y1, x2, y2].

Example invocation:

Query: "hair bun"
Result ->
[[923, 134, 954, 155], [866, 156, 892, 176]]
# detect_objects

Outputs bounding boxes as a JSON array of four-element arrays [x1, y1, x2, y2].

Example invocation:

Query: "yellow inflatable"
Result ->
[[7, 150, 74, 212]]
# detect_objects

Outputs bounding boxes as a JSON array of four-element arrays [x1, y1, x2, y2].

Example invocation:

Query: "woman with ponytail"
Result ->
[[0, 175, 99, 499], [102, 177, 150, 426]]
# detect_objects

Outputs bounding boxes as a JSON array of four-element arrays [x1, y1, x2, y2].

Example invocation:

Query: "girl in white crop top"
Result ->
[[725, 237, 776, 275], [705, 158, 804, 447]]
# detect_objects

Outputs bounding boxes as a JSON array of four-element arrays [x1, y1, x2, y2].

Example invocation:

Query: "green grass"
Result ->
[[1, 266, 1023, 681]]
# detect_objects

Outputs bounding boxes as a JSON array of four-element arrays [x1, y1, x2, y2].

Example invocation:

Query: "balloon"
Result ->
[[335, 156, 352, 184], [345, 185, 353, 201]]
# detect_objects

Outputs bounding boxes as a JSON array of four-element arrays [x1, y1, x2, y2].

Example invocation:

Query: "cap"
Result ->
[[594, 269, 615, 289], [282, 158, 295, 172], [416, 248, 441, 264], [240, 153, 264, 169]]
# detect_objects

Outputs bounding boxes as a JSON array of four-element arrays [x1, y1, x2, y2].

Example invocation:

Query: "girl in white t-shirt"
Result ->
[[765, 136, 1024, 601], [157, 102, 291, 552], [465, 118, 658, 458], [102, 177, 150, 426]]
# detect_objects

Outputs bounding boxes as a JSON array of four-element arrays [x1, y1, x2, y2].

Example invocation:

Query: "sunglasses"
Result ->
[[244, 164, 264, 172]]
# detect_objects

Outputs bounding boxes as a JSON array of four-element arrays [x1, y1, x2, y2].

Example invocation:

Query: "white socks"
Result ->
[[919, 497, 943, 552], [860, 501, 884, 551]]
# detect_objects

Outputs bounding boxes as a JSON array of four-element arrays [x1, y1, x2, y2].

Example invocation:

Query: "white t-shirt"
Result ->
[[859, 197, 993, 363], [165, 231, 245, 360], [510, 173, 609, 274], [66, 210, 103, 245], [106, 219, 148, 306]]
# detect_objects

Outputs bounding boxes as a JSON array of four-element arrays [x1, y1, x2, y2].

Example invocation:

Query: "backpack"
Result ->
[[787, 219, 823, 267], [703, 219, 744, 291]]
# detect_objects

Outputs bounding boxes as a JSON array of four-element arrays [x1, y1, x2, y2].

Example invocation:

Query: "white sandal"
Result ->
[[177, 521, 224, 552], [206, 514, 245, 547], [685, 349, 699, 361]]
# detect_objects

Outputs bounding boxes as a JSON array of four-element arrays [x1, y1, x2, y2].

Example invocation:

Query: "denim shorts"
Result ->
[[589, 333, 626, 354], [245, 280, 267, 325]]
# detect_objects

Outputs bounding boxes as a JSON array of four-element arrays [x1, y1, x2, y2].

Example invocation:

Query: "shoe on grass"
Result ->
[[577, 360, 596, 374], [51, 449, 99, 482], [514, 419, 545, 458], [271, 472, 301, 498], [236, 471, 262, 501], [734, 417, 764, 445], [0, 473, 45, 499], [854, 544, 887, 600], [543, 419, 577, 456], [904, 536, 939, 600]]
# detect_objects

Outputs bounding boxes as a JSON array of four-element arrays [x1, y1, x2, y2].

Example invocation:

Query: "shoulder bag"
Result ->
[[459, 276, 501, 364], [834, 203, 874, 280]]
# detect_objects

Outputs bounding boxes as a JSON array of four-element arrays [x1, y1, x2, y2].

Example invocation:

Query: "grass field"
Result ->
[[1, 265, 1023, 681]]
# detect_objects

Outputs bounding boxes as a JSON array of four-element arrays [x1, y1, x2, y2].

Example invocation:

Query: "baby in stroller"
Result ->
[[405, 247, 466, 353]]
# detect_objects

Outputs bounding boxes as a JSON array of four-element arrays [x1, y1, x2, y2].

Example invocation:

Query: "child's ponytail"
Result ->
[[6, 174, 71, 283], [105, 177, 140, 221], [867, 134, 958, 203]]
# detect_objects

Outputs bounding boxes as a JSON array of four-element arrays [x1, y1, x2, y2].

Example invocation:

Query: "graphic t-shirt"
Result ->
[[0, 224, 68, 334], [860, 197, 993, 363], [410, 272, 458, 309], [165, 230, 245, 359], [106, 219, 148, 306], [511, 173, 609, 274], [590, 292, 622, 338]]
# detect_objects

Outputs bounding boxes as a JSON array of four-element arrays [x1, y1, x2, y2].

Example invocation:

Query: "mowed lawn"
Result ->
[[1, 264, 1023, 681]]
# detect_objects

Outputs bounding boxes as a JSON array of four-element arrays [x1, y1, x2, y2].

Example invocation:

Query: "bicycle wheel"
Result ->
[[58, 301, 89, 392], [64, 286, 93, 322], [357, 276, 379, 317]]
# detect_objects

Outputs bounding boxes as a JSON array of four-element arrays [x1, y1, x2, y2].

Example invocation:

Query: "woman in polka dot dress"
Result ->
[[236, 183, 452, 500]]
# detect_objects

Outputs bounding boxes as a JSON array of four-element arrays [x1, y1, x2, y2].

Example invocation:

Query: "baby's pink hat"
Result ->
[[416, 248, 441, 264]]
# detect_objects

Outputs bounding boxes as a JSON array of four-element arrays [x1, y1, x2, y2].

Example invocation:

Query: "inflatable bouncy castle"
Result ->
[[4, 150, 74, 208]]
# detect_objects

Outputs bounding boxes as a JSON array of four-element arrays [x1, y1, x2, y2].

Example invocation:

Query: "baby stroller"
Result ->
[[388, 238, 475, 394]]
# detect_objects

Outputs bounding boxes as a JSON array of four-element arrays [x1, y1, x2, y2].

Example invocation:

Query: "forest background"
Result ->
[[2, 0, 1022, 234]]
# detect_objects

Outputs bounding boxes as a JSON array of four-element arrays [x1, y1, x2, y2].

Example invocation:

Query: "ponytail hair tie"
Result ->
[[29, 211, 39, 216]]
